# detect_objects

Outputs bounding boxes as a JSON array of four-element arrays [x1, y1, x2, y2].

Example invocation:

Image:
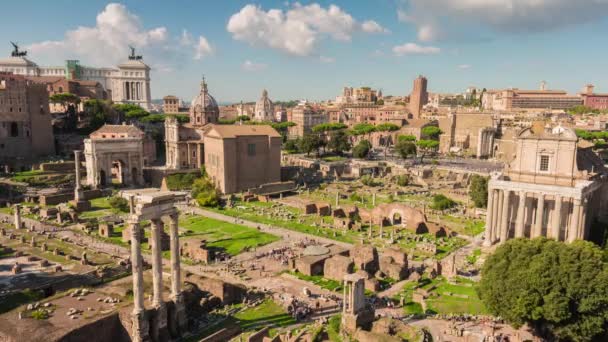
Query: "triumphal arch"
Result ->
[[84, 124, 145, 188]]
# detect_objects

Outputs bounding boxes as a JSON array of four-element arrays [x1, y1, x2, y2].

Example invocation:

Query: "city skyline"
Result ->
[[2, 1, 608, 102]]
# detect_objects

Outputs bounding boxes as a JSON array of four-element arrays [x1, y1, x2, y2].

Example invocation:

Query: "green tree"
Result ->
[[416, 139, 439, 163], [299, 133, 324, 157], [312, 122, 347, 133], [350, 123, 376, 137], [113, 103, 150, 121], [283, 138, 300, 153], [327, 130, 351, 155], [191, 176, 220, 207], [421, 126, 442, 139], [478, 239, 608, 341], [395, 140, 417, 159], [469, 175, 489, 208], [352, 140, 372, 159], [375, 123, 400, 132], [397, 134, 417, 142], [83, 99, 112, 131], [108, 196, 129, 212], [271, 121, 296, 141], [49, 93, 81, 112]]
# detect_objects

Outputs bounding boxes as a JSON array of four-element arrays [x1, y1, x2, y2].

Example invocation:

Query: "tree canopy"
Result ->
[[469, 175, 489, 208], [376, 123, 400, 132], [327, 130, 351, 155], [421, 126, 442, 139], [312, 122, 347, 133], [352, 140, 372, 159], [299, 133, 324, 156], [398, 134, 417, 142], [478, 238, 608, 341], [416, 139, 439, 162], [395, 140, 416, 159], [350, 123, 376, 136], [430, 194, 456, 210], [49, 92, 81, 105]]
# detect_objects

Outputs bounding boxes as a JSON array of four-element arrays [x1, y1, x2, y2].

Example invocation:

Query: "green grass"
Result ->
[[321, 155, 347, 162], [425, 277, 487, 315], [233, 299, 295, 330], [180, 215, 280, 256], [208, 202, 357, 244], [79, 197, 127, 219], [326, 315, 342, 342], [466, 248, 482, 265], [288, 271, 343, 292]]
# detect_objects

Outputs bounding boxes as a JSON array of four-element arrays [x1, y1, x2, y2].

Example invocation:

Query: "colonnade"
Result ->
[[484, 186, 589, 245], [128, 194, 186, 342], [125, 81, 145, 101]]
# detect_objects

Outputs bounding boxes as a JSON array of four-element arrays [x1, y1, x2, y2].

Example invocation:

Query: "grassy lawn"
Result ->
[[321, 155, 347, 162], [79, 197, 126, 220], [234, 299, 295, 330], [180, 215, 279, 256], [208, 202, 357, 244], [394, 277, 487, 316], [11, 170, 73, 187], [288, 271, 343, 292]]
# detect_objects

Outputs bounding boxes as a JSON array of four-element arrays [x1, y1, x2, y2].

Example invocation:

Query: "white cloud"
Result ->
[[194, 36, 213, 60], [27, 3, 213, 68], [241, 60, 268, 71], [392, 43, 440, 56], [319, 56, 335, 63], [458, 64, 471, 69], [227, 3, 389, 56], [399, 0, 608, 42], [361, 20, 390, 34]]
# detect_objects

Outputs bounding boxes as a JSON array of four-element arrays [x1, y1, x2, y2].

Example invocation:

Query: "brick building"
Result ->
[[0, 72, 55, 171]]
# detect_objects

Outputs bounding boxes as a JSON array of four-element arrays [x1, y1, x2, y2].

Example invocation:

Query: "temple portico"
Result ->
[[484, 124, 608, 246], [123, 189, 187, 342], [485, 179, 600, 245]]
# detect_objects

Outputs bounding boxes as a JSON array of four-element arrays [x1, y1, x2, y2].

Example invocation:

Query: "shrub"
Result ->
[[30, 309, 50, 320], [430, 194, 456, 210], [165, 172, 199, 190], [360, 175, 379, 186], [396, 175, 410, 186], [108, 196, 129, 212], [349, 193, 362, 202], [469, 175, 488, 208]]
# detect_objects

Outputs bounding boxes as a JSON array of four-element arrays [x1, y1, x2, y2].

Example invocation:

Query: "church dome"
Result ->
[[254, 89, 274, 122], [190, 78, 219, 125]]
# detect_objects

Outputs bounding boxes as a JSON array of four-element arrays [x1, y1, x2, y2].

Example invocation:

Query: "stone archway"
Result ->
[[111, 159, 125, 185], [83, 125, 145, 189], [392, 212, 402, 225]]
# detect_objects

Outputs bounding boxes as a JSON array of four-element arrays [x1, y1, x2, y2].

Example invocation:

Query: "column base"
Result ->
[[151, 302, 170, 342], [482, 239, 493, 247], [131, 310, 151, 342], [170, 293, 188, 337]]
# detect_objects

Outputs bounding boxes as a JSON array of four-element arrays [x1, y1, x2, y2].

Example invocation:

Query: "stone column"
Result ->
[[129, 219, 150, 342], [491, 189, 501, 243], [372, 193, 376, 207], [568, 199, 581, 243], [533, 194, 544, 238], [14, 204, 21, 229], [150, 218, 169, 341], [500, 190, 511, 243], [483, 187, 495, 246], [579, 198, 588, 240], [335, 192, 339, 207], [74, 150, 83, 202], [169, 213, 187, 335], [515, 192, 526, 238], [551, 195, 562, 240]]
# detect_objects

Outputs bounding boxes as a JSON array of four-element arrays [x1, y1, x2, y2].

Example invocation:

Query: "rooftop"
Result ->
[[206, 124, 281, 138]]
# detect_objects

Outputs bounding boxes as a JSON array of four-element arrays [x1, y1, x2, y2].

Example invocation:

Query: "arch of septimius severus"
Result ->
[[484, 124, 608, 245]]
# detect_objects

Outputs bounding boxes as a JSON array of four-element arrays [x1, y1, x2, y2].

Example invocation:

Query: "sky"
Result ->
[[2, 0, 608, 103]]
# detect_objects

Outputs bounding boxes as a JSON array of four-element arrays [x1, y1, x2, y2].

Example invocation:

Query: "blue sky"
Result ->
[[2, 1, 608, 103]]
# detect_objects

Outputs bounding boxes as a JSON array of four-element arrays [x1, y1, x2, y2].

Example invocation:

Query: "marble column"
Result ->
[[129, 219, 150, 342], [568, 199, 581, 243], [169, 213, 187, 335], [14, 204, 21, 229], [74, 150, 83, 201], [533, 194, 544, 238], [500, 190, 511, 243], [579, 199, 588, 240], [150, 218, 169, 341], [515, 192, 526, 238], [551, 195, 562, 240], [491, 189, 501, 243], [484, 188, 495, 246]]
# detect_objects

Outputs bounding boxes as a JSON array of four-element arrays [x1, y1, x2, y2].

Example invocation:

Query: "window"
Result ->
[[539, 155, 550, 172], [247, 143, 256, 156], [10, 122, 18, 137]]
